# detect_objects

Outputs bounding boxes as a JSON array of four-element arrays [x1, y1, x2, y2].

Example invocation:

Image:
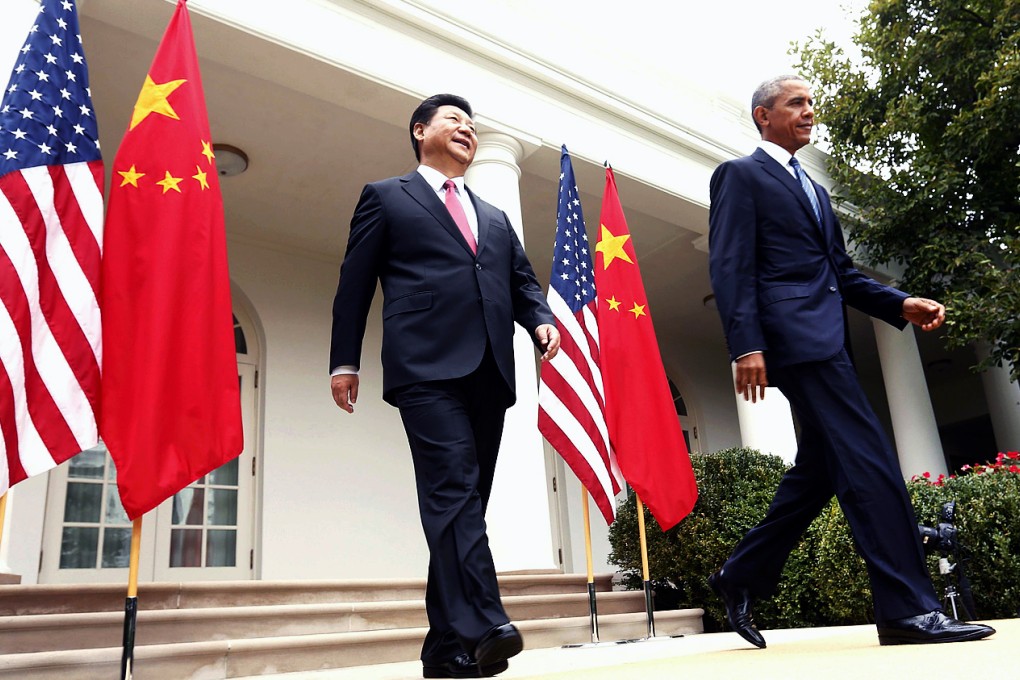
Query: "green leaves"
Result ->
[[794, 0, 1020, 379]]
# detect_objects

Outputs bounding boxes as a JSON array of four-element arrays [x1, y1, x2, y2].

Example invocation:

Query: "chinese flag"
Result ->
[[101, 0, 242, 519], [594, 167, 697, 530]]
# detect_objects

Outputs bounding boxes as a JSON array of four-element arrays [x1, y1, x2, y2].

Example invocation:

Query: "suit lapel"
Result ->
[[400, 172, 477, 257], [753, 148, 828, 241]]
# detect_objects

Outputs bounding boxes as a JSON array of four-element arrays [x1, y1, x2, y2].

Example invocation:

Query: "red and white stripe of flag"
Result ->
[[538, 287, 623, 525], [0, 160, 104, 495]]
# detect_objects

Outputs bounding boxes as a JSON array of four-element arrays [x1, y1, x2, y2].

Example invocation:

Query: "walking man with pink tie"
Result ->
[[329, 94, 560, 678]]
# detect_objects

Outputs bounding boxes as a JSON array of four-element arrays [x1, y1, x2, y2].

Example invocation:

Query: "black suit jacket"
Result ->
[[708, 147, 909, 367], [330, 171, 553, 404]]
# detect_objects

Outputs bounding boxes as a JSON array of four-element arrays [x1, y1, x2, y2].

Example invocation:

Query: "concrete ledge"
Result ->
[[0, 610, 704, 679], [0, 573, 616, 615]]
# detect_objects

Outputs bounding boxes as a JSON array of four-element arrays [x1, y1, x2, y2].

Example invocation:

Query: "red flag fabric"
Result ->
[[594, 167, 697, 530], [0, 0, 103, 495], [539, 146, 623, 525], [101, 0, 241, 519]]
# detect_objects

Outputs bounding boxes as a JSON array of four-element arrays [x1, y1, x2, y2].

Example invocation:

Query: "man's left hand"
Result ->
[[535, 324, 561, 361], [902, 297, 946, 332]]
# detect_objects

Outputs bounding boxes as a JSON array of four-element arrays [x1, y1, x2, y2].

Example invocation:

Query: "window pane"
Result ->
[[64, 482, 102, 523], [101, 528, 132, 568], [68, 447, 106, 479], [169, 529, 203, 567], [208, 458, 238, 486], [207, 489, 238, 526], [171, 488, 205, 525], [60, 527, 99, 569], [104, 487, 129, 524], [206, 530, 236, 567], [234, 320, 247, 355]]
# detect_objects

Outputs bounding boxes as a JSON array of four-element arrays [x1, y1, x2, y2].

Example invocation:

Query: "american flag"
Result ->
[[538, 146, 623, 524], [0, 0, 103, 496]]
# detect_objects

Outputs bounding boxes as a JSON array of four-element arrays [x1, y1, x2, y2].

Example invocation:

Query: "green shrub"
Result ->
[[909, 453, 1020, 620], [608, 447, 1020, 630]]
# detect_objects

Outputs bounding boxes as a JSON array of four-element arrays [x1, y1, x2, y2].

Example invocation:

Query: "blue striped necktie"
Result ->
[[789, 157, 821, 224]]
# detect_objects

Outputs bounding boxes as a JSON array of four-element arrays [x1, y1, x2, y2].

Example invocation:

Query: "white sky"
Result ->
[[2, 0, 869, 118]]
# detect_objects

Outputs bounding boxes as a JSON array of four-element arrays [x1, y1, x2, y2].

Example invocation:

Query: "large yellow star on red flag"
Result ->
[[129, 75, 187, 130], [596, 224, 634, 270]]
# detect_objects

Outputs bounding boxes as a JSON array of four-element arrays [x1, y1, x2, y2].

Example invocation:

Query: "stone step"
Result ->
[[0, 591, 646, 654], [0, 609, 704, 680], [0, 573, 613, 616]]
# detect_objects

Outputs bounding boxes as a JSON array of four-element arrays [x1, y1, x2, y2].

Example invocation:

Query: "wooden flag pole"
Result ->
[[0, 493, 8, 548], [563, 489, 601, 648], [635, 495, 656, 639], [120, 517, 143, 680], [563, 489, 630, 649], [581, 489, 600, 644]]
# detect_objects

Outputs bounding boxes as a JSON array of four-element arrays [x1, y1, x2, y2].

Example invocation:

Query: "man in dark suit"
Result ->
[[329, 93, 559, 678], [707, 75, 994, 648]]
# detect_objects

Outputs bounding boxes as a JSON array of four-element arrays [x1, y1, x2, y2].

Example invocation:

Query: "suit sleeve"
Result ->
[[825, 202, 909, 330], [708, 161, 767, 360], [329, 183, 387, 372], [504, 211, 555, 341]]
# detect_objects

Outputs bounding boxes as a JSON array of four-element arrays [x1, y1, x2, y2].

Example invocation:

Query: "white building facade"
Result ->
[[2, 0, 1017, 586]]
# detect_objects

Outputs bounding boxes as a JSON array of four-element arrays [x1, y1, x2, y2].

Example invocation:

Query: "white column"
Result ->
[[731, 363, 799, 464], [465, 132, 557, 572], [872, 320, 948, 477], [977, 343, 1020, 452]]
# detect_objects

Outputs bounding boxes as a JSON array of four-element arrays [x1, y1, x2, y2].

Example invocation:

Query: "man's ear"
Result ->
[[414, 122, 425, 140], [752, 106, 769, 129]]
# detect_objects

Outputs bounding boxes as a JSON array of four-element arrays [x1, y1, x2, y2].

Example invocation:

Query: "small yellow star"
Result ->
[[117, 164, 145, 188], [629, 302, 646, 318], [156, 170, 184, 194], [201, 140, 215, 164], [192, 165, 209, 190], [129, 75, 187, 131], [595, 224, 634, 270], [606, 296, 621, 311]]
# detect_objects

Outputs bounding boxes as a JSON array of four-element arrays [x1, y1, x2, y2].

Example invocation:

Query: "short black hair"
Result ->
[[751, 75, 808, 132], [408, 94, 473, 161]]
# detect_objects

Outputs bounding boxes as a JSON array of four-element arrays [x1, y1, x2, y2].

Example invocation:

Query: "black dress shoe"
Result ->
[[877, 610, 996, 645], [422, 652, 509, 678], [473, 622, 524, 668], [708, 569, 766, 649]]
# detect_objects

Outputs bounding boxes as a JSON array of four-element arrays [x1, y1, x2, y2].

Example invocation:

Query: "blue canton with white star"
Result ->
[[551, 146, 594, 313], [0, 0, 101, 175]]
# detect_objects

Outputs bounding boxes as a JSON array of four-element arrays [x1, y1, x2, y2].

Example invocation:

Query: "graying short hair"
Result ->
[[751, 75, 808, 131]]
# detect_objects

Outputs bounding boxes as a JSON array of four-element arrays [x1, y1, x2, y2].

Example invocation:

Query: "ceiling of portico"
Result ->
[[77, 1, 723, 351]]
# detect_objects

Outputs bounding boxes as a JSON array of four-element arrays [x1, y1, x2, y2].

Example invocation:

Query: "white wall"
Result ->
[[227, 239, 430, 579]]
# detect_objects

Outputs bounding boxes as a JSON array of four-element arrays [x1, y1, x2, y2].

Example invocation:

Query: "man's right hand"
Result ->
[[735, 352, 768, 403], [331, 374, 359, 413]]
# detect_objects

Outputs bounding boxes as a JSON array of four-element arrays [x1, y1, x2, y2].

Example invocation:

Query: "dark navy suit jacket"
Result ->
[[708, 147, 908, 368], [330, 171, 553, 405]]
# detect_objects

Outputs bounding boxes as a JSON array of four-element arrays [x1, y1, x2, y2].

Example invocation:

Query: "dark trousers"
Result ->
[[393, 350, 513, 663], [723, 349, 940, 624]]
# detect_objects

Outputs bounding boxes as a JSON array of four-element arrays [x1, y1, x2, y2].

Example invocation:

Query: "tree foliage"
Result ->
[[794, 0, 1020, 378]]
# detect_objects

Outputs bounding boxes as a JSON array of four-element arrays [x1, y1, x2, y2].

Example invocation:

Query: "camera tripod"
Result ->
[[937, 554, 977, 621]]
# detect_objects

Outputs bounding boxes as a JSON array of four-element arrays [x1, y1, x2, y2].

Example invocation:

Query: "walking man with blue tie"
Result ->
[[329, 94, 560, 678], [706, 75, 995, 648]]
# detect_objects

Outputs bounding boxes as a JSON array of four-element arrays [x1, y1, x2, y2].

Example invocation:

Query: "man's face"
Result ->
[[415, 105, 477, 170], [755, 80, 814, 154]]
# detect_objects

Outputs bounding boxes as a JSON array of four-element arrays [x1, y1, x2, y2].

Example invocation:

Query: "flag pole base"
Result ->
[[562, 639, 635, 649]]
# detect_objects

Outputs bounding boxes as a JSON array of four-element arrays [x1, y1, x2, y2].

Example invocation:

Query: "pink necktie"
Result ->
[[443, 179, 476, 254]]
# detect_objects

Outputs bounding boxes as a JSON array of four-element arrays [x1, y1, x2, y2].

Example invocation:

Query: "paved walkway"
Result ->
[[242, 617, 1015, 680]]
